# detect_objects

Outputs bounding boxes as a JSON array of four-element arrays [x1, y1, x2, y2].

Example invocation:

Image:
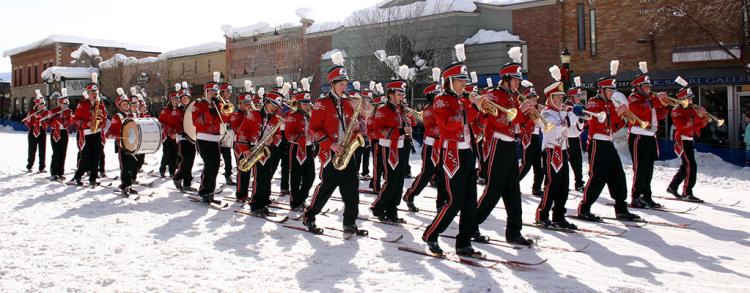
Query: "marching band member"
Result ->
[[576, 60, 640, 222], [473, 47, 534, 246], [285, 78, 316, 211], [534, 66, 577, 229], [370, 66, 417, 223], [23, 90, 49, 173], [219, 82, 236, 186], [267, 77, 290, 195], [231, 82, 254, 202], [628, 62, 670, 209], [239, 86, 284, 216], [565, 77, 587, 191], [422, 45, 485, 256], [134, 89, 148, 176], [517, 83, 545, 197], [107, 88, 138, 194], [403, 68, 443, 212], [158, 89, 180, 178], [355, 82, 375, 180], [46, 88, 74, 181], [192, 72, 232, 203], [71, 73, 107, 187], [667, 77, 709, 202], [368, 84, 386, 193], [173, 83, 196, 192], [465, 72, 487, 185], [302, 51, 365, 237]]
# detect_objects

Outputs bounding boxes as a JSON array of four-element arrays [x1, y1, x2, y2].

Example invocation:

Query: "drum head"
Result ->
[[121, 118, 140, 154], [183, 101, 197, 143]]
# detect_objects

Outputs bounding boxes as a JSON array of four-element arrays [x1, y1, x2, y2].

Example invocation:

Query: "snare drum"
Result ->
[[121, 118, 163, 155]]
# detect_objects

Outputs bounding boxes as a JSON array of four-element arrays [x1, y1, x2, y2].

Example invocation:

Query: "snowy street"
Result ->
[[1, 128, 749, 292]]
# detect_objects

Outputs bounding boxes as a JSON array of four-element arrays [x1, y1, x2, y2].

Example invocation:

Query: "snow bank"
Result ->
[[464, 29, 522, 45], [70, 44, 100, 59], [41, 67, 98, 82], [3, 34, 160, 57], [158, 42, 225, 59], [305, 21, 343, 34], [343, 0, 478, 27]]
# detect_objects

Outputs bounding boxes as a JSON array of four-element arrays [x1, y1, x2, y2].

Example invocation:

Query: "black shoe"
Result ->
[[58, 175, 66, 181], [507, 235, 533, 246], [666, 187, 681, 199], [643, 197, 662, 209], [70, 178, 83, 186], [405, 200, 419, 212], [119, 185, 132, 194], [201, 194, 214, 204], [159, 171, 166, 178], [173, 180, 184, 191], [553, 220, 577, 230], [38, 169, 45, 173], [630, 197, 648, 208], [99, 172, 107, 178], [535, 218, 556, 228], [575, 183, 585, 192], [186, 186, 198, 192], [615, 211, 641, 221], [225, 177, 237, 186], [343, 224, 367, 236], [387, 216, 406, 224], [25, 167, 32, 173], [471, 231, 491, 243], [682, 194, 704, 203], [455, 246, 485, 258], [426, 241, 443, 256], [532, 189, 544, 197], [252, 207, 277, 218], [303, 217, 323, 234], [376, 215, 389, 222], [576, 211, 603, 222], [291, 205, 306, 212], [50, 175, 59, 181]]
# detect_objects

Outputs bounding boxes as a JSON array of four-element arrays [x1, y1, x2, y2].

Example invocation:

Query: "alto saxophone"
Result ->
[[238, 122, 281, 172], [91, 98, 102, 132], [332, 97, 365, 171]]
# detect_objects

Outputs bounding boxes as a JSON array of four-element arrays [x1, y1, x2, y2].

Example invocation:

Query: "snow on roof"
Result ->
[[98, 53, 163, 69], [221, 22, 301, 39], [464, 29, 522, 45], [343, 0, 477, 27], [70, 44, 101, 59], [473, 0, 538, 5], [305, 21, 344, 35], [41, 66, 98, 82], [321, 49, 348, 60], [158, 42, 225, 59], [3, 34, 160, 57]]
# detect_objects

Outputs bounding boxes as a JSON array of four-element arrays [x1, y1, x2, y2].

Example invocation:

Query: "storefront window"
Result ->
[[698, 86, 729, 146], [740, 95, 750, 148]]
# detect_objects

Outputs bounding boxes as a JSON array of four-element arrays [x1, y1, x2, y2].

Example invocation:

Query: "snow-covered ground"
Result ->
[[0, 128, 748, 292]]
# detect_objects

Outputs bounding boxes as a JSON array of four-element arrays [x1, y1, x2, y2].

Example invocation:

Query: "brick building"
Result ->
[[2, 35, 160, 113]]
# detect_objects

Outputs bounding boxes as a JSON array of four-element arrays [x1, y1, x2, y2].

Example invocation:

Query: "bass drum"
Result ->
[[183, 100, 197, 143], [121, 118, 163, 155]]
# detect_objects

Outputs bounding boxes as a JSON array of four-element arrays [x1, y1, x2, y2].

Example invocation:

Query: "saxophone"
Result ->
[[91, 97, 102, 133], [238, 122, 281, 172], [332, 97, 365, 171]]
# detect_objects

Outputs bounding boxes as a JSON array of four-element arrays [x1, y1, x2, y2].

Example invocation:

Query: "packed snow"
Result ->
[[305, 21, 344, 35], [40, 67, 98, 82], [343, 0, 478, 27], [3, 34, 160, 57], [70, 44, 101, 59], [465, 29, 523, 45], [158, 42, 225, 60], [222, 22, 300, 39], [0, 127, 748, 292]]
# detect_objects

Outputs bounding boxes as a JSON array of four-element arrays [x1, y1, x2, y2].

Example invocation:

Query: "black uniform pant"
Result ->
[[304, 150, 360, 226], [99, 152, 105, 174], [475, 139, 487, 181], [249, 146, 277, 211], [117, 148, 138, 188], [370, 141, 384, 192], [50, 131, 68, 177], [536, 149, 569, 222], [136, 154, 145, 174], [476, 138, 523, 239], [628, 134, 658, 201], [567, 137, 584, 188], [669, 140, 697, 196], [356, 144, 370, 176], [577, 139, 629, 214], [519, 134, 544, 191], [278, 134, 289, 191], [159, 138, 178, 177], [234, 151, 252, 200], [173, 139, 196, 187], [27, 130, 46, 171], [422, 148, 478, 248], [289, 144, 315, 209], [404, 143, 439, 202], [371, 145, 409, 218], [74, 133, 103, 183], [221, 146, 233, 178], [196, 139, 220, 197]]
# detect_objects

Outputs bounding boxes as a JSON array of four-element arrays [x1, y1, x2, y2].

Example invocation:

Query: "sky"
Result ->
[[0, 0, 383, 77]]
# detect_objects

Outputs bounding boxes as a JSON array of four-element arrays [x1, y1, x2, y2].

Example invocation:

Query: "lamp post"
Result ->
[[560, 47, 572, 90]]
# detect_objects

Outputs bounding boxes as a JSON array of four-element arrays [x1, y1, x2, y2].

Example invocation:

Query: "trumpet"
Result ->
[[621, 110, 650, 129], [653, 92, 689, 108], [691, 104, 725, 127], [514, 90, 554, 132], [402, 104, 423, 123], [473, 93, 518, 121], [564, 105, 606, 122], [238, 122, 281, 172]]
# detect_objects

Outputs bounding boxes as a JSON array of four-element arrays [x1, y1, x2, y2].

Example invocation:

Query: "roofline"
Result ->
[[477, 0, 557, 11]]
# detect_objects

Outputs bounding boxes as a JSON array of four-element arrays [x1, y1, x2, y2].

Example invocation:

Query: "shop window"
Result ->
[[740, 95, 750, 148], [698, 86, 729, 146], [577, 4, 585, 50]]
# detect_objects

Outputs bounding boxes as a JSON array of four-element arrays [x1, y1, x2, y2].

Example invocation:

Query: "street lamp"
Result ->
[[560, 47, 572, 89]]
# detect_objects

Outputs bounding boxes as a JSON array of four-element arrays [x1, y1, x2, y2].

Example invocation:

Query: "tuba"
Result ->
[[238, 122, 281, 172], [332, 97, 365, 171]]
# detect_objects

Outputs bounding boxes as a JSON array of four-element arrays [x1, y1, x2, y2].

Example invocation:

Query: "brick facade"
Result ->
[[512, 1, 563, 88]]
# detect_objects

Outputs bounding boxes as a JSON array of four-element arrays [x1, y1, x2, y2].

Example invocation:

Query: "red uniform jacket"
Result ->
[[628, 91, 668, 134], [174, 105, 186, 137], [74, 99, 108, 149], [285, 110, 313, 163], [310, 92, 359, 167], [158, 106, 180, 141], [24, 108, 49, 137], [432, 91, 479, 178], [235, 109, 281, 166], [586, 96, 625, 141], [483, 88, 529, 152], [373, 102, 417, 168], [46, 107, 74, 142], [107, 111, 136, 152], [671, 106, 709, 155], [192, 98, 231, 142], [366, 105, 381, 141]]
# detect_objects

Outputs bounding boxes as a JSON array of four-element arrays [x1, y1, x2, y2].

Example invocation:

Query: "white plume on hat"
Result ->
[[610, 60, 620, 76], [470, 71, 478, 83], [574, 76, 582, 88], [61, 88, 68, 97], [301, 78, 310, 91], [276, 76, 284, 87], [181, 81, 189, 89], [35, 89, 43, 98], [432, 68, 441, 82], [508, 47, 522, 63], [280, 83, 291, 96], [244, 80, 253, 91], [521, 80, 534, 87], [375, 83, 384, 94], [174, 83, 181, 91], [116, 87, 125, 96], [213, 72, 221, 83], [549, 65, 561, 82], [455, 44, 466, 62], [130, 87, 137, 96], [487, 78, 494, 88], [331, 51, 345, 66], [369, 81, 376, 91], [675, 76, 689, 87], [292, 82, 298, 89], [82, 91, 89, 99], [398, 65, 409, 80], [91, 72, 98, 83], [373, 50, 387, 62], [353, 81, 361, 91], [639, 61, 648, 74], [258, 87, 265, 97]]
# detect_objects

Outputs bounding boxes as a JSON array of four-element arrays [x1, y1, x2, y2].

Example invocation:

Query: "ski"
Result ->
[[606, 202, 697, 214], [600, 216, 694, 229], [187, 195, 231, 210], [65, 181, 113, 189], [281, 225, 343, 239], [233, 209, 290, 223], [438, 234, 522, 250], [523, 223, 625, 237], [324, 226, 403, 243], [653, 195, 742, 207], [112, 190, 141, 201], [566, 215, 646, 229], [398, 246, 548, 268], [329, 196, 436, 215], [357, 216, 425, 229]]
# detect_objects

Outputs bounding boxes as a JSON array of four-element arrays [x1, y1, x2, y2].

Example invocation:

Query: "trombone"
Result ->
[[690, 104, 725, 127], [211, 91, 234, 139], [514, 90, 554, 132]]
